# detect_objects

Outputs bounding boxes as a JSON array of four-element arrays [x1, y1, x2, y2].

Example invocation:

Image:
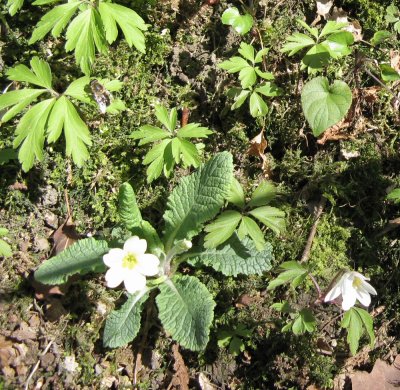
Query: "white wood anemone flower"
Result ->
[[324, 271, 377, 311], [103, 236, 160, 294]]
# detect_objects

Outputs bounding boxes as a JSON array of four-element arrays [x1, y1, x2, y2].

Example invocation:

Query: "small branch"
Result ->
[[300, 197, 327, 263], [375, 216, 400, 238]]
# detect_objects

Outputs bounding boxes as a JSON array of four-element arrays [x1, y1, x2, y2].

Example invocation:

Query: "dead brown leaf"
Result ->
[[198, 373, 217, 390], [51, 215, 80, 256], [316, 0, 333, 18], [390, 50, 400, 73], [8, 181, 28, 191], [247, 129, 272, 178], [351, 355, 400, 389], [329, 7, 363, 41], [168, 344, 189, 390]]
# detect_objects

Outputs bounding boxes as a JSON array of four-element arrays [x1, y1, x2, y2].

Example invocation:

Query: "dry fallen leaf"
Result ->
[[168, 344, 189, 390], [329, 7, 363, 41], [390, 50, 400, 73], [351, 355, 400, 389], [247, 129, 272, 178], [51, 215, 80, 256], [316, 0, 333, 18], [198, 373, 217, 390]]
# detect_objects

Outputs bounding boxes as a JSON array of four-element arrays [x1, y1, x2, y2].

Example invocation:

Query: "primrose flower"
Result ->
[[324, 271, 377, 311], [103, 236, 160, 293]]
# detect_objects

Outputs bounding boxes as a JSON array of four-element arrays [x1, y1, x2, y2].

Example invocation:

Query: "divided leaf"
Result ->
[[103, 290, 149, 348], [34, 238, 108, 285], [156, 275, 215, 351], [188, 234, 273, 277], [221, 7, 253, 35], [267, 261, 308, 290], [163, 152, 233, 251], [301, 76, 352, 136]]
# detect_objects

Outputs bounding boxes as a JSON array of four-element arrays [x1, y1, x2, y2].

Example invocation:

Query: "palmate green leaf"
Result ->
[[322, 31, 354, 59], [238, 43, 255, 63], [319, 21, 348, 37], [267, 261, 308, 290], [204, 210, 242, 248], [231, 89, 251, 110], [13, 98, 56, 172], [29, 1, 81, 44], [248, 180, 277, 207], [239, 66, 257, 89], [292, 309, 316, 335], [7, 57, 52, 89], [227, 177, 245, 208], [297, 19, 319, 39], [188, 234, 273, 276], [156, 275, 215, 351], [131, 125, 170, 145], [98, 2, 147, 53], [118, 182, 142, 230], [255, 82, 281, 97], [249, 206, 286, 235], [218, 57, 250, 73], [155, 105, 176, 132], [64, 76, 92, 103], [179, 138, 201, 168], [47, 96, 91, 167], [301, 77, 352, 136], [7, 0, 24, 16], [249, 91, 268, 117], [34, 238, 108, 285], [237, 216, 265, 250], [177, 123, 213, 138], [0, 89, 46, 123], [281, 33, 315, 56], [302, 43, 331, 70], [163, 152, 233, 251], [65, 8, 107, 75], [103, 290, 149, 348], [255, 48, 269, 63]]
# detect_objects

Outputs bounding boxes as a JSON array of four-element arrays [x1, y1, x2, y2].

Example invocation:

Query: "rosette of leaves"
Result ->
[[204, 179, 285, 250], [281, 20, 354, 73], [29, 0, 148, 75], [130, 105, 213, 183], [0, 57, 125, 171], [221, 6, 253, 35], [0, 228, 12, 258], [218, 42, 281, 117], [34, 152, 274, 351]]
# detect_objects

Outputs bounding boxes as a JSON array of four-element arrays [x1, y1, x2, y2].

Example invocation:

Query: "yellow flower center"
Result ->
[[122, 253, 138, 269], [352, 276, 362, 289]]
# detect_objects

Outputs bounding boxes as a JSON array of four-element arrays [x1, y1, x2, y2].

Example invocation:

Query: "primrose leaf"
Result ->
[[118, 182, 142, 230], [156, 275, 215, 351], [301, 76, 352, 136], [227, 177, 245, 208], [130, 220, 163, 254], [188, 234, 273, 276], [249, 206, 286, 235], [249, 91, 268, 117], [281, 33, 315, 56], [34, 238, 108, 285], [98, 2, 147, 53], [163, 152, 233, 251], [103, 290, 149, 348], [13, 98, 56, 172], [29, 1, 81, 44], [65, 8, 107, 75], [204, 210, 242, 249], [249, 181, 277, 207]]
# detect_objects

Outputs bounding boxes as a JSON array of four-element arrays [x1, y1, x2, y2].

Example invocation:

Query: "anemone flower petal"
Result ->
[[324, 283, 342, 302], [103, 248, 125, 267], [362, 280, 377, 295], [342, 291, 357, 311], [355, 286, 372, 307]]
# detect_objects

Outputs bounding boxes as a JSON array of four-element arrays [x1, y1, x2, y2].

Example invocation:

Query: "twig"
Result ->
[[374, 217, 400, 238], [300, 196, 327, 263], [24, 339, 54, 390]]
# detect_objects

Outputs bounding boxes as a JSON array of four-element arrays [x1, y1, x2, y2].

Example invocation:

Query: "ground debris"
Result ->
[[167, 343, 190, 390]]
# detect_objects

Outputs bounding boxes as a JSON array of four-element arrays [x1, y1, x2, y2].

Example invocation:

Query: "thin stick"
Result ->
[[300, 197, 327, 263], [24, 340, 54, 390]]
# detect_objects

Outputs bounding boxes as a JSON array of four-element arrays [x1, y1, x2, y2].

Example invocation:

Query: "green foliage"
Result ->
[[371, 30, 392, 46], [6, 0, 24, 15], [218, 43, 280, 117], [301, 76, 352, 136], [291, 309, 316, 335], [282, 20, 354, 72], [0, 58, 123, 171], [380, 63, 400, 82], [341, 307, 375, 355], [0, 228, 12, 258], [163, 152, 233, 252], [217, 323, 252, 355], [221, 7, 253, 35], [267, 261, 308, 290], [118, 182, 142, 230], [188, 235, 274, 276], [156, 275, 215, 351], [30, 0, 147, 75], [386, 4, 400, 33], [103, 290, 149, 348], [204, 179, 285, 250], [34, 238, 109, 284], [130, 105, 213, 182], [387, 188, 400, 202]]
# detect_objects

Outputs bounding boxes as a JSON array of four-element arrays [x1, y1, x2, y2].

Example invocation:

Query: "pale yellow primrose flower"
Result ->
[[324, 271, 377, 311], [103, 236, 160, 293]]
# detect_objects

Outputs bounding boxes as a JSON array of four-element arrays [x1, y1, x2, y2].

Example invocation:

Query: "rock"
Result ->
[[41, 186, 58, 207], [34, 237, 50, 253]]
